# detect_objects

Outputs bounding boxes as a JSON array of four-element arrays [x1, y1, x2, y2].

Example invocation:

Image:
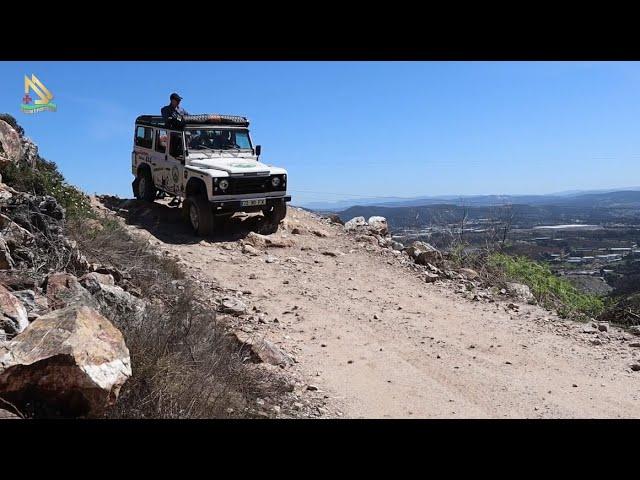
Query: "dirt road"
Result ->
[[99, 198, 640, 418]]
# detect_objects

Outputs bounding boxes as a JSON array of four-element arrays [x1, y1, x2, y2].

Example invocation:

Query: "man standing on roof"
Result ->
[[161, 93, 189, 127]]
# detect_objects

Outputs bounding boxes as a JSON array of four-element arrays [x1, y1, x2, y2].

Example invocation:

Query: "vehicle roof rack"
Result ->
[[135, 114, 250, 129]]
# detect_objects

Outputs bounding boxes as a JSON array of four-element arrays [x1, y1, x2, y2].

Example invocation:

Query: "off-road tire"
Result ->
[[261, 202, 287, 234], [135, 169, 156, 202], [184, 194, 214, 237]]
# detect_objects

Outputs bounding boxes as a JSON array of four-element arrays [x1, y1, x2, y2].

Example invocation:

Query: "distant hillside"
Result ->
[[305, 190, 640, 211], [336, 191, 640, 230]]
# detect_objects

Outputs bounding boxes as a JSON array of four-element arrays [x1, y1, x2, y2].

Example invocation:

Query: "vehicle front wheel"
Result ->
[[184, 195, 214, 237], [135, 169, 156, 202], [261, 202, 287, 234]]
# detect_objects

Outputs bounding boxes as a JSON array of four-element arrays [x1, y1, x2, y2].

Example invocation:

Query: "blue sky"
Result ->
[[1, 61, 640, 206]]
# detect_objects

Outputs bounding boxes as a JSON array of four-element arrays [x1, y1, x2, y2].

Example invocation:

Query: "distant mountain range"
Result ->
[[300, 188, 640, 212], [328, 190, 640, 230]]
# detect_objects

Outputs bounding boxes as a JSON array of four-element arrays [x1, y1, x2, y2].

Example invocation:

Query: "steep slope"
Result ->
[[97, 197, 640, 418]]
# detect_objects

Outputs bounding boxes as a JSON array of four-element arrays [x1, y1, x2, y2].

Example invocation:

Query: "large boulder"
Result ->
[[0, 305, 131, 417], [0, 284, 29, 336], [344, 216, 367, 231], [367, 216, 389, 236], [0, 120, 23, 165]]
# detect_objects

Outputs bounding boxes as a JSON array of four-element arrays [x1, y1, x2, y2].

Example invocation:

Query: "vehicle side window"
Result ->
[[169, 132, 183, 157], [156, 129, 167, 153], [135, 126, 153, 149]]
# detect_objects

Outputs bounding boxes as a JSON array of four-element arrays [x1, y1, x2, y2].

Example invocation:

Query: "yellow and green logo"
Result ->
[[21, 74, 56, 114]]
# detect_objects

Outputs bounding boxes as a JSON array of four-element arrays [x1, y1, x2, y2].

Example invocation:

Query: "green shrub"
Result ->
[[0, 157, 92, 220], [0, 113, 92, 220], [488, 252, 604, 319]]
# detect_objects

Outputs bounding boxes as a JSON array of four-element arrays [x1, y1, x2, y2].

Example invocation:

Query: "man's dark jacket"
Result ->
[[161, 104, 189, 126]]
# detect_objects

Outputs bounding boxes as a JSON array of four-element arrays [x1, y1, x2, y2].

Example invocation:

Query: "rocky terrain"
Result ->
[[2, 114, 640, 419], [0, 118, 133, 418], [95, 199, 640, 418]]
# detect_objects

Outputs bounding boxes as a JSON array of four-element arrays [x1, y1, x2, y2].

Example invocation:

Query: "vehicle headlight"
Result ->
[[219, 179, 229, 190], [271, 176, 281, 188]]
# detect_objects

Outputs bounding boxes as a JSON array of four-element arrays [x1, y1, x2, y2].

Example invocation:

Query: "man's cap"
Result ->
[[170, 92, 183, 101]]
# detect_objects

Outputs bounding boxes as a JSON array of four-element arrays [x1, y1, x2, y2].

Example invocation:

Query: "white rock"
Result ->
[[344, 216, 367, 231], [367, 216, 389, 235]]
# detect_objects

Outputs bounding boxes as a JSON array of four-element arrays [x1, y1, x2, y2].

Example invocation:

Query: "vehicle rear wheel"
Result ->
[[184, 195, 214, 236], [261, 202, 287, 234], [136, 169, 156, 202]]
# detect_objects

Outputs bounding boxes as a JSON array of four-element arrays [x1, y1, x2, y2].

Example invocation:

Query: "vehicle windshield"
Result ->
[[185, 129, 252, 151]]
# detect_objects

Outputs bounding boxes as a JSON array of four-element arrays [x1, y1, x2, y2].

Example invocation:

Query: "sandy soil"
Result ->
[[97, 198, 640, 418]]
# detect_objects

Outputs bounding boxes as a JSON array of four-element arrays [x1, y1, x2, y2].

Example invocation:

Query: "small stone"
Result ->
[[219, 296, 248, 316], [424, 272, 439, 283], [631, 364, 640, 372], [373, 314, 379, 320], [241, 244, 260, 256], [306, 385, 319, 391], [629, 342, 640, 348], [597, 322, 609, 332]]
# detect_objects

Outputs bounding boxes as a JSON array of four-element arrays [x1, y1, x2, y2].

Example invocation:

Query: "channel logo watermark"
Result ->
[[21, 74, 56, 114]]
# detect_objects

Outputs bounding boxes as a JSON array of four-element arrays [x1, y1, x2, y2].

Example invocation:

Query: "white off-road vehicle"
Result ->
[[131, 114, 290, 236]]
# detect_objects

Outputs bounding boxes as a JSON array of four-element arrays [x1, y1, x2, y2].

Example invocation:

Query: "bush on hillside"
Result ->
[[488, 252, 605, 319], [0, 114, 92, 219]]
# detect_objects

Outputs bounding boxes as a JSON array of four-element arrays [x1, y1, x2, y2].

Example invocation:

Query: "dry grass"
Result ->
[[67, 214, 288, 418]]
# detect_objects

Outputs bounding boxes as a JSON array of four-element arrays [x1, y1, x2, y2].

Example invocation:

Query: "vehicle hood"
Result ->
[[186, 153, 286, 175]]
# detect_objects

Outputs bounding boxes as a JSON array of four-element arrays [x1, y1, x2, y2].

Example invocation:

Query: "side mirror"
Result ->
[[255, 145, 262, 156]]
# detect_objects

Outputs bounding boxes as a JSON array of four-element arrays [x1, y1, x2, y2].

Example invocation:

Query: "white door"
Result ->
[[151, 128, 170, 190], [166, 131, 186, 195]]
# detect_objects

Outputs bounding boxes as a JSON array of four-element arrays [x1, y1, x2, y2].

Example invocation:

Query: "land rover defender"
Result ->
[[131, 114, 290, 236]]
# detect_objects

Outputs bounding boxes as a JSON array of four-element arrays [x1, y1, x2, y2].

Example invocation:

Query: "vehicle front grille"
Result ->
[[227, 176, 270, 195]]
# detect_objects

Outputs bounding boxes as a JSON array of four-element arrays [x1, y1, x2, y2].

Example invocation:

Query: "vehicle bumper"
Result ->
[[210, 195, 291, 211]]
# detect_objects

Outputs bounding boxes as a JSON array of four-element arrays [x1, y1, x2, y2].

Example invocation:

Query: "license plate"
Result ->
[[241, 198, 266, 207]]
